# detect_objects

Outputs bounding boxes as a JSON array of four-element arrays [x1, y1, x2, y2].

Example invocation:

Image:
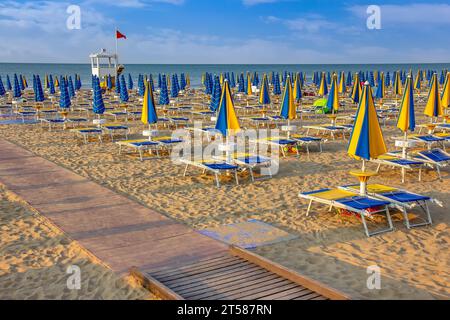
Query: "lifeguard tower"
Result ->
[[89, 49, 123, 88]]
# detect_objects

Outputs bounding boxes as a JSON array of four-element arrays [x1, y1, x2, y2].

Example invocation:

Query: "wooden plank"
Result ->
[[235, 283, 300, 301], [192, 277, 291, 300], [293, 292, 322, 300], [262, 287, 312, 300], [173, 269, 272, 294], [155, 258, 244, 282], [130, 267, 184, 300], [177, 272, 278, 297], [229, 246, 349, 300], [151, 255, 236, 277], [163, 263, 261, 287]]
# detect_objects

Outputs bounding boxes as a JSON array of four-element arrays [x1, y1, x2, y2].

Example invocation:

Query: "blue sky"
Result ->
[[0, 0, 449, 63]]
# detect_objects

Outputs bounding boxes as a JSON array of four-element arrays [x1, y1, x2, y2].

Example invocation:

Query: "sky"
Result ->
[[0, 0, 449, 64]]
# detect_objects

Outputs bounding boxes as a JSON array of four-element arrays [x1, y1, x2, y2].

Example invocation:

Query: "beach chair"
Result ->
[[66, 117, 88, 128], [102, 124, 129, 142], [409, 135, 446, 150], [252, 137, 300, 158], [290, 134, 324, 158], [299, 188, 394, 237], [413, 149, 450, 180], [187, 127, 222, 141], [303, 125, 349, 140], [371, 154, 424, 183], [169, 117, 190, 129], [116, 139, 160, 161], [16, 110, 37, 123], [40, 118, 67, 131], [213, 153, 276, 182], [71, 127, 103, 144], [151, 136, 184, 154], [179, 158, 239, 187], [340, 184, 441, 229]]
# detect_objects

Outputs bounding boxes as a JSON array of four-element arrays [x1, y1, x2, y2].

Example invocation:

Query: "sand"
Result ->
[[0, 186, 154, 300], [0, 92, 449, 300]]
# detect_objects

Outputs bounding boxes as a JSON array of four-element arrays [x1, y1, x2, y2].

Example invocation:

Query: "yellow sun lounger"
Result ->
[[299, 188, 394, 237]]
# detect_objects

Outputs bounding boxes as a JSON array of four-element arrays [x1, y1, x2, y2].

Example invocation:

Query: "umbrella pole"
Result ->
[[360, 159, 367, 196]]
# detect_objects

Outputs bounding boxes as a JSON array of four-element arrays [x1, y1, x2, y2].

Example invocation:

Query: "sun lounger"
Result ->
[[102, 124, 129, 142], [371, 154, 424, 183], [299, 188, 394, 237], [40, 118, 66, 131], [169, 117, 190, 128], [180, 158, 239, 187], [71, 127, 103, 144], [213, 153, 276, 182], [16, 110, 37, 122], [409, 135, 446, 150], [304, 125, 349, 140], [340, 184, 441, 229], [412, 149, 450, 180], [116, 139, 160, 161], [290, 134, 324, 158], [252, 137, 300, 158], [105, 110, 128, 121]]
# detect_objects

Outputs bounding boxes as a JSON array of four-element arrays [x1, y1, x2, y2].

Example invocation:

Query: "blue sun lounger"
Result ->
[[371, 154, 425, 183], [340, 184, 441, 229], [102, 124, 129, 142], [116, 139, 160, 161], [290, 134, 324, 159], [234, 155, 275, 182], [252, 137, 300, 158], [410, 135, 446, 150], [299, 188, 394, 237], [413, 149, 450, 180], [180, 158, 240, 187], [71, 128, 103, 144], [40, 118, 66, 131]]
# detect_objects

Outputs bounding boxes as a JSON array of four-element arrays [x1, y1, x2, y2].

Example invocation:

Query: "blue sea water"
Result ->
[[1, 63, 449, 88]]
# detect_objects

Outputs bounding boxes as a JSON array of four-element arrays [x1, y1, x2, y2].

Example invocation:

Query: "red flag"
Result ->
[[116, 30, 127, 39]]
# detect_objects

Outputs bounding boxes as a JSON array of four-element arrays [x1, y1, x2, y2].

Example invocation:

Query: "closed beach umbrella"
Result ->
[[327, 74, 339, 114], [59, 77, 71, 109], [397, 75, 416, 134], [273, 74, 281, 95], [35, 75, 45, 102], [0, 76, 5, 96], [375, 72, 385, 101], [318, 72, 328, 96], [120, 75, 129, 102], [54, 76, 59, 88], [159, 75, 170, 105], [49, 75, 55, 95], [339, 72, 346, 94], [138, 75, 145, 96], [385, 72, 391, 87], [441, 72, 450, 110], [128, 74, 134, 90], [229, 72, 235, 88], [414, 71, 421, 90], [115, 75, 121, 94], [13, 74, 21, 98], [348, 81, 387, 169], [19, 75, 25, 90], [238, 73, 245, 93], [246, 73, 252, 96], [346, 72, 352, 87], [106, 75, 113, 90], [293, 73, 302, 103], [210, 75, 222, 112], [259, 74, 271, 105], [142, 79, 158, 127], [44, 74, 49, 89], [350, 73, 362, 104], [92, 77, 105, 117], [279, 76, 296, 121], [68, 76, 75, 98], [215, 80, 240, 136], [424, 73, 443, 120], [6, 75, 12, 91], [393, 71, 402, 96], [171, 74, 179, 98], [180, 73, 186, 91]]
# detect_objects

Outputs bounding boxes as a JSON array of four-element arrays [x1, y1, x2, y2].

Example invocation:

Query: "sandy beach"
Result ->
[[0, 99, 448, 300], [0, 184, 154, 300]]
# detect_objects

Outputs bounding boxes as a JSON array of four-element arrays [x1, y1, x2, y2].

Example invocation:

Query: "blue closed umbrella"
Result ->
[[0, 76, 5, 96], [92, 76, 105, 116], [120, 75, 129, 102], [210, 75, 222, 112], [171, 74, 179, 98], [128, 74, 134, 90], [180, 73, 186, 91], [59, 76, 71, 109], [149, 74, 154, 91], [237, 73, 245, 93], [49, 75, 55, 95], [159, 75, 170, 105], [35, 75, 45, 102], [138, 75, 145, 96], [68, 76, 75, 98], [6, 75, 12, 91], [273, 73, 281, 95], [13, 74, 21, 98]]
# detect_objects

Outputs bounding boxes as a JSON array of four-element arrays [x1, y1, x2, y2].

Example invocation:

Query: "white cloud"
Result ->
[[348, 3, 450, 25]]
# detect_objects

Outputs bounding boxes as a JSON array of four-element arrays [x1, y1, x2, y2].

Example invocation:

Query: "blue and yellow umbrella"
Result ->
[[142, 79, 158, 127], [375, 72, 385, 101], [293, 73, 302, 103], [441, 72, 450, 110], [397, 75, 415, 134], [280, 76, 295, 120], [338, 71, 346, 94], [259, 74, 271, 105], [424, 73, 443, 120], [348, 81, 387, 163], [327, 73, 339, 114], [318, 72, 328, 96], [350, 73, 362, 104], [215, 80, 240, 136], [393, 71, 402, 96]]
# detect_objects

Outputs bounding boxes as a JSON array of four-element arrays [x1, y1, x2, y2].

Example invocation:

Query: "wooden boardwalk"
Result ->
[[0, 139, 348, 300], [0, 139, 228, 274]]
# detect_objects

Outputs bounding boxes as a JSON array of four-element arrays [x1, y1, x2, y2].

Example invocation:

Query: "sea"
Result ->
[[1, 63, 449, 88]]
